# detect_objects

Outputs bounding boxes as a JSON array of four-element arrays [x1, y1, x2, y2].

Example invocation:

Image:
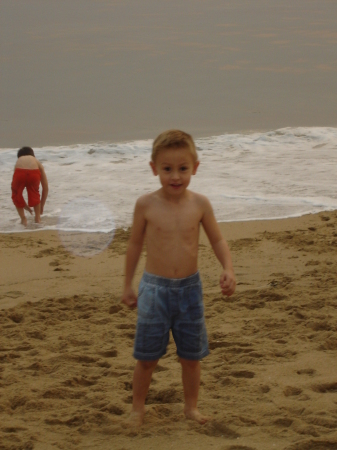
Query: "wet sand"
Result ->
[[1, 211, 337, 449]]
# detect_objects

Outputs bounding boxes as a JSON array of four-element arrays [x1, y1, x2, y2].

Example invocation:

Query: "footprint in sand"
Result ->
[[108, 306, 123, 315], [304, 416, 337, 429], [196, 420, 240, 438], [284, 439, 337, 449], [5, 291, 24, 299], [319, 338, 337, 350], [311, 382, 337, 393], [230, 370, 255, 379], [297, 369, 316, 376], [8, 312, 24, 323], [146, 387, 183, 405], [224, 446, 256, 450], [283, 386, 303, 397], [99, 349, 118, 358], [100, 404, 124, 415], [274, 418, 293, 427]]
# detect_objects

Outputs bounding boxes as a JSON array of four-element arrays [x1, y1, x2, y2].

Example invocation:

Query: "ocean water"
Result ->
[[1, 127, 337, 234]]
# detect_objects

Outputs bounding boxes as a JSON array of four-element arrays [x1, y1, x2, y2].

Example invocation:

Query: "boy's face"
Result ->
[[150, 147, 199, 196]]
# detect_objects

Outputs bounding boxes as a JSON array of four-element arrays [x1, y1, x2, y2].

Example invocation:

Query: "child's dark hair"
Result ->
[[17, 147, 35, 158]]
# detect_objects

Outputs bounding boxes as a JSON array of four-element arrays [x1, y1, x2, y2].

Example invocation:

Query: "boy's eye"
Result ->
[[163, 167, 171, 172], [180, 166, 188, 171]]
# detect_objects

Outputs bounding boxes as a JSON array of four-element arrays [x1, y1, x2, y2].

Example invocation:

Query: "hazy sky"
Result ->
[[1, 0, 337, 146]]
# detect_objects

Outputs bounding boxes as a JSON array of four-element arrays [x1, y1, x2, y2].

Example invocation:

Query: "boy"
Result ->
[[11, 147, 48, 226], [122, 130, 236, 426]]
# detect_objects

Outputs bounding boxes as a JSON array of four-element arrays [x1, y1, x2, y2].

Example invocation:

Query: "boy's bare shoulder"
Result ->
[[190, 191, 212, 209], [135, 191, 160, 208]]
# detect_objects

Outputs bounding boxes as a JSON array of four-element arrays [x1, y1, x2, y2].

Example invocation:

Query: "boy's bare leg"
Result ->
[[180, 358, 209, 424], [24, 204, 33, 215], [130, 359, 158, 426], [34, 204, 41, 223], [16, 207, 27, 226]]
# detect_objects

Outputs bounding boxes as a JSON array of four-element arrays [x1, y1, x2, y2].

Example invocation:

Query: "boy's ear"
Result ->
[[192, 161, 200, 175], [149, 161, 158, 176]]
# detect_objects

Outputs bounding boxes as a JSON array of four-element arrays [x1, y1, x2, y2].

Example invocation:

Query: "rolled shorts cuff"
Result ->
[[133, 348, 167, 361], [177, 348, 210, 361]]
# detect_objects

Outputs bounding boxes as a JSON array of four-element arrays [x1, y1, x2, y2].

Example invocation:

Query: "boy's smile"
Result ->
[[150, 147, 199, 197]]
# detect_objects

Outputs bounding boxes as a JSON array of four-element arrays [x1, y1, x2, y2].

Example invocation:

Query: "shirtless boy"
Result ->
[[11, 147, 48, 226], [122, 130, 236, 426]]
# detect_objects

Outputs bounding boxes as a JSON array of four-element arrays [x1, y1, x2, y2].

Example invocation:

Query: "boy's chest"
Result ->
[[146, 204, 202, 234]]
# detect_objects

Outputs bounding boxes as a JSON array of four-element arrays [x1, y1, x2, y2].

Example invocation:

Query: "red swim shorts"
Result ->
[[11, 168, 41, 208]]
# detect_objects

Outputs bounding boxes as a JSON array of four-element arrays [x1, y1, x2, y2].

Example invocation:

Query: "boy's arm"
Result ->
[[37, 160, 48, 214], [200, 196, 236, 296], [122, 197, 147, 308]]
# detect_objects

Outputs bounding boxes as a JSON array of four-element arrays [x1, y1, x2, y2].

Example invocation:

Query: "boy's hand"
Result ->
[[220, 269, 236, 296], [122, 287, 137, 309]]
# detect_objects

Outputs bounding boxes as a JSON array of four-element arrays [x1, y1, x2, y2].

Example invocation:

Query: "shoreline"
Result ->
[[1, 208, 336, 236]]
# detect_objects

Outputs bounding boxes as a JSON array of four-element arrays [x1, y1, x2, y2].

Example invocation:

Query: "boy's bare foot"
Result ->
[[20, 217, 27, 226], [184, 407, 210, 424], [125, 410, 144, 427]]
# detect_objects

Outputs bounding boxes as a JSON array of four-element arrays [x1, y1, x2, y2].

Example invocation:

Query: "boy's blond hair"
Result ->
[[152, 130, 198, 162]]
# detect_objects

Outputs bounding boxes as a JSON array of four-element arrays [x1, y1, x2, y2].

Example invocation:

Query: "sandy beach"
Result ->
[[1, 211, 337, 450]]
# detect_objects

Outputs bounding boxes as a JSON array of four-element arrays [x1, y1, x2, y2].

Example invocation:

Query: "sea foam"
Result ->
[[1, 127, 336, 233]]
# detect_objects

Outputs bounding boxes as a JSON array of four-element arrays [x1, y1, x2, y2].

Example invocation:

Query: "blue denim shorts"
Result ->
[[133, 271, 209, 361]]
